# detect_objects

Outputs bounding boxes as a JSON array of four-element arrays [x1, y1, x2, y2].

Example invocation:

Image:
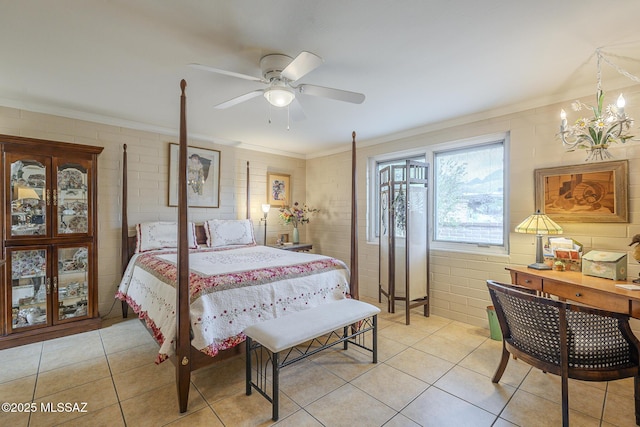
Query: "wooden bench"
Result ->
[[244, 298, 380, 421]]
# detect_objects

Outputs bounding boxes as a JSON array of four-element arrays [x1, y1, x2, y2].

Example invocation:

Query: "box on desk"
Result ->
[[582, 251, 627, 280], [543, 256, 582, 272], [543, 237, 582, 272]]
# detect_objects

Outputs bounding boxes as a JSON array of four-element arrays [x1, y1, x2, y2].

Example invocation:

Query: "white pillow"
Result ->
[[135, 221, 198, 253], [205, 219, 256, 247]]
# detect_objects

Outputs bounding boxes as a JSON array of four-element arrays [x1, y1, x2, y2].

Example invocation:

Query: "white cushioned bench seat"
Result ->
[[244, 298, 380, 421], [244, 298, 380, 353]]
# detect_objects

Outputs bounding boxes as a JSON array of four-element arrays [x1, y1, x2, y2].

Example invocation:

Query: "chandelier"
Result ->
[[558, 49, 637, 161]]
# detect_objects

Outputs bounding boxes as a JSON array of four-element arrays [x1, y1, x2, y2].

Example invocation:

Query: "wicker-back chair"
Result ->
[[487, 280, 640, 426]]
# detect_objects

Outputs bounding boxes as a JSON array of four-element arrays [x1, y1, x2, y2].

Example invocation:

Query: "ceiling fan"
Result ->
[[190, 51, 365, 114]]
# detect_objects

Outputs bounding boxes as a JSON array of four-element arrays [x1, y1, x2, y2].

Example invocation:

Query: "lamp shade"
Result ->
[[264, 87, 294, 107], [261, 203, 271, 214], [515, 210, 563, 235]]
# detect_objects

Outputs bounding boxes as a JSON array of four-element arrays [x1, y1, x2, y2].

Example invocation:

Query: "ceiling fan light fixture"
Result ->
[[264, 86, 294, 107]]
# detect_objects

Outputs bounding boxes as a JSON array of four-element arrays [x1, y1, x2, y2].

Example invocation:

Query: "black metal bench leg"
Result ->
[[373, 314, 378, 364], [272, 351, 279, 421], [246, 337, 252, 396], [343, 326, 349, 350]]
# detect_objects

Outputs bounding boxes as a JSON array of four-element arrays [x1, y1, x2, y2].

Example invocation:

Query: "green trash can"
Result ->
[[486, 305, 502, 341]]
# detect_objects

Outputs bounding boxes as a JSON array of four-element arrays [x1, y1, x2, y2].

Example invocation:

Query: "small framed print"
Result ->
[[267, 172, 290, 205], [168, 144, 221, 207]]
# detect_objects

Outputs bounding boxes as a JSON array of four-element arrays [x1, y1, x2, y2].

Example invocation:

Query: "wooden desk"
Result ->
[[506, 266, 640, 319]]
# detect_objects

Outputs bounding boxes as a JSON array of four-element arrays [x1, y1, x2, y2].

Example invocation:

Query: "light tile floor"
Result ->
[[0, 297, 637, 426]]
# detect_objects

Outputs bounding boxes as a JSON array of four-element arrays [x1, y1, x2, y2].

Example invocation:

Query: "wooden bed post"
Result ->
[[246, 161, 250, 219], [176, 79, 191, 413], [119, 83, 259, 413], [121, 144, 128, 274], [120, 144, 130, 318], [350, 131, 359, 300]]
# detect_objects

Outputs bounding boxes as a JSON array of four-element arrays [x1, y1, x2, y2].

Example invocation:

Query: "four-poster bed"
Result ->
[[116, 80, 360, 412]]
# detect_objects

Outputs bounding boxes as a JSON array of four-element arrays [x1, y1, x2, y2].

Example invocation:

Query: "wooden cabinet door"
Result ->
[[4, 153, 51, 240], [53, 244, 93, 324], [6, 246, 51, 333], [53, 157, 94, 238]]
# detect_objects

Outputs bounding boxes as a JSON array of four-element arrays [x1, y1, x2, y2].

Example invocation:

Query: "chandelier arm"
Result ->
[[560, 131, 581, 149], [608, 122, 624, 138]]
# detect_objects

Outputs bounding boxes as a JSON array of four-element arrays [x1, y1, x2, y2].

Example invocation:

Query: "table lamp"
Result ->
[[261, 203, 270, 245], [515, 210, 563, 270]]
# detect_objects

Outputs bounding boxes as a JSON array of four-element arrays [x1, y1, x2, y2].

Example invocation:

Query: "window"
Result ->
[[431, 134, 508, 253]]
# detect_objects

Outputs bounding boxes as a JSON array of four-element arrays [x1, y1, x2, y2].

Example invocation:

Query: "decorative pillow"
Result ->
[[135, 221, 198, 253], [205, 219, 256, 247]]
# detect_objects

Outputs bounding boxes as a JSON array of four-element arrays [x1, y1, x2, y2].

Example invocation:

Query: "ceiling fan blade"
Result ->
[[289, 98, 306, 121], [189, 63, 266, 83], [281, 52, 323, 82], [296, 84, 365, 104], [214, 90, 264, 109]]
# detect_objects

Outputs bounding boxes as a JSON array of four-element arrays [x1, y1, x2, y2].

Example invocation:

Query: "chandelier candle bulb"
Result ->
[[617, 94, 625, 117], [560, 109, 567, 131]]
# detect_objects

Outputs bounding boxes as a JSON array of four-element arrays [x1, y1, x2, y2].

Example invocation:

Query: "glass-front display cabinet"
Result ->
[[1, 134, 102, 349]]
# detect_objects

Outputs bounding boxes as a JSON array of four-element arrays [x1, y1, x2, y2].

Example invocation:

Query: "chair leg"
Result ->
[[561, 372, 569, 427], [491, 345, 510, 383], [635, 375, 639, 426]]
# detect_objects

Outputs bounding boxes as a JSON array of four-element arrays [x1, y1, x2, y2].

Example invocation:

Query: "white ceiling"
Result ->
[[1, 0, 640, 158]]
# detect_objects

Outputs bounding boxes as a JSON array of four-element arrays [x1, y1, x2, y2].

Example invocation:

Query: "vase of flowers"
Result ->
[[279, 202, 319, 243]]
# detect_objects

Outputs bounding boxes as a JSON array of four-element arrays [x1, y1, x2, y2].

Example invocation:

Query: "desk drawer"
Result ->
[[544, 280, 629, 314], [513, 273, 542, 291]]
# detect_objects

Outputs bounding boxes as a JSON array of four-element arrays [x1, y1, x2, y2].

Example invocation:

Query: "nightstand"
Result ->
[[268, 243, 313, 252]]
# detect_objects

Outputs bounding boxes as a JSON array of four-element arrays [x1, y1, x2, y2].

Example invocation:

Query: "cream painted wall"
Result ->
[[307, 83, 640, 329], [0, 106, 305, 318]]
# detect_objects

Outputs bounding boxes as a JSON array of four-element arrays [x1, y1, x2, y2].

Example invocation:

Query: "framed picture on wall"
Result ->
[[168, 143, 221, 207], [267, 172, 290, 205], [534, 160, 628, 223]]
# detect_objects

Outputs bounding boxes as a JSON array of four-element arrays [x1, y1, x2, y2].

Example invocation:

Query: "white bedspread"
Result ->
[[116, 245, 350, 363]]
